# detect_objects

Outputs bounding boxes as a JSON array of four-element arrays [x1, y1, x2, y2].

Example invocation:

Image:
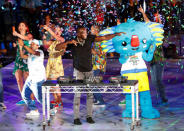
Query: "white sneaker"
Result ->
[[50, 108, 57, 116], [26, 110, 40, 117], [0, 102, 7, 109], [93, 101, 106, 107]]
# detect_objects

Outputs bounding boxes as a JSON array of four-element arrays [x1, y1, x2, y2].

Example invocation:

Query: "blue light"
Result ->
[[1, 6, 5, 10]]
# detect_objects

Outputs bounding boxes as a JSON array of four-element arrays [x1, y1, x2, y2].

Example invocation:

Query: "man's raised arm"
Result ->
[[95, 32, 126, 42]]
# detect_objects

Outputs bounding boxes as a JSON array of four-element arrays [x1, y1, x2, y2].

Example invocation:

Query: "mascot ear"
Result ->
[[99, 26, 116, 53], [147, 22, 164, 47], [142, 22, 164, 62]]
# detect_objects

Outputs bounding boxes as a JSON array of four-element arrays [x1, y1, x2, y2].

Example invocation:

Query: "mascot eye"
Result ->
[[143, 39, 147, 44], [122, 41, 127, 46]]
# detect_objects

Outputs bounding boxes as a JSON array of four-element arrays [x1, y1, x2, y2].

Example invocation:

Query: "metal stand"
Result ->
[[42, 87, 46, 130], [41, 80, 140, 130], [130, 83, 140, 130]]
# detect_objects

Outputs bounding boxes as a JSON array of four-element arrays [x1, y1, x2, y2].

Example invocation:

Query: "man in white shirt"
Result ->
[[18, 39, 46, 117]]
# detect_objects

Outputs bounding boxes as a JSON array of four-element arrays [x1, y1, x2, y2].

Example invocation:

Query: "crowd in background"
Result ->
[[0, 0, 184, 59]]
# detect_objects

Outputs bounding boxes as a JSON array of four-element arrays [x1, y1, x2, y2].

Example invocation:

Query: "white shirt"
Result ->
[[28, 50, 46, 82], [121, 52, 147, 74]]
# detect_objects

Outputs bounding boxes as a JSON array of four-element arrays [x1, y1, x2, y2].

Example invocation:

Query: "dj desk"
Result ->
[[41, 76, 140, 130]]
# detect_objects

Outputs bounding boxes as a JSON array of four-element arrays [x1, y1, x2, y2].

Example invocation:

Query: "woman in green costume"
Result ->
[[12, 22, 34, 105]]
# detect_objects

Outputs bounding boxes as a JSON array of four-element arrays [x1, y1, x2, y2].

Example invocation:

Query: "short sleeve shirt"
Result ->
[[72, 35, 96, 72], [28, 50, 46, 81]]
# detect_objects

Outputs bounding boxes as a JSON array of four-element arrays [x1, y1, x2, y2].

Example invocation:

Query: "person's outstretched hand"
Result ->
[[138, 5, 144, 14]]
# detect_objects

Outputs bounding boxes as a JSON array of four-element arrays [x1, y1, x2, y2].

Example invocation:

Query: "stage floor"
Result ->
[[1, 59, 184, 131]]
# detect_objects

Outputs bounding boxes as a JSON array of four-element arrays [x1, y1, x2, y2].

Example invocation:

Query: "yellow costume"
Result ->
[[46, 41, 64, 79], [121, 52, 149, 92], [123, 72, 149, 92]]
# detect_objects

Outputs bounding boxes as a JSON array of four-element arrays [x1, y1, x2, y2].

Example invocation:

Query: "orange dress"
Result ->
[[46, 41, 64, 79]]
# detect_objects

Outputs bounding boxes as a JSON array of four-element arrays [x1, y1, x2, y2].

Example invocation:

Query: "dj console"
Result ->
[[42, 76, 140, 130]]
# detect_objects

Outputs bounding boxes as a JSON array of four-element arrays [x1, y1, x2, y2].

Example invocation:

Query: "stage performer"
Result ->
[[43, 25, 65, 113], [18, 39, 45, 117], [91, 25, 106, 106], [56, 26, 126, 125], [12, 22, 35, 105], [99, 17, 164, 118], [138, 6, 168, 105]]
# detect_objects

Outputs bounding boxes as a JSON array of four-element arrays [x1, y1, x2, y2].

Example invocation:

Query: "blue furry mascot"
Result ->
[[100, 19, 164, 119]]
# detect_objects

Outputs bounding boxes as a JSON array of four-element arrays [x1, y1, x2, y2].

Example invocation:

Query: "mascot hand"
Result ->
[[142, 43, 156, 62], [148, 43, 156, 54]]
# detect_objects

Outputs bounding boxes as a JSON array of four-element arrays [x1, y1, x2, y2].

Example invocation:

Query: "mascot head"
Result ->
[[100, 19, 164, 63]]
